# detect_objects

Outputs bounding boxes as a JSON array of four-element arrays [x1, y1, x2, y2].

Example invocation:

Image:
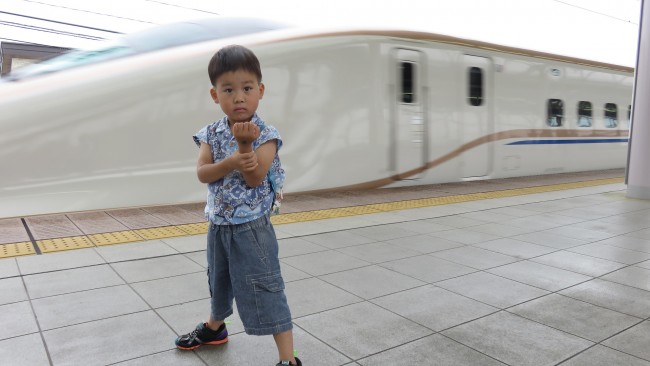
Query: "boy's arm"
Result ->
[[240, 139, 277, 188], [196, 142, 235, 184]]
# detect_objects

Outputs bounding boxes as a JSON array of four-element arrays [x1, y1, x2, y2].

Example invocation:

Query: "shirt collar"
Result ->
[[214, 113, 263, 134]]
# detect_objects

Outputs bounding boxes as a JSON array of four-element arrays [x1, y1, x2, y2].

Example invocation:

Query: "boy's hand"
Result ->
[[229, 150, 258, 172], [232, 122, 260, 153]]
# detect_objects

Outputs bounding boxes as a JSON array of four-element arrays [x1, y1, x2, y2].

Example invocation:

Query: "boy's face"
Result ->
[[210, 69, 264, 124]]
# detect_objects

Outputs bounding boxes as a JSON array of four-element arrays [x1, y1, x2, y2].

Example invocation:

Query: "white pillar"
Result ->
[[627, 0, 650, 199]]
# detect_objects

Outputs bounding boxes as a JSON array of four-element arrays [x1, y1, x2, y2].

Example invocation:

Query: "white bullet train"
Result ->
[[0, 18, 633, 218]]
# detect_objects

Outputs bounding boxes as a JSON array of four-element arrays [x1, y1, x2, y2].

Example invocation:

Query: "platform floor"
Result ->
[[1, 171, 650, 365]]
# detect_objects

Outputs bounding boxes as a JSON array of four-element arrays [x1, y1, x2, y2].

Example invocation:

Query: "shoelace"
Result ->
[[184, 328, 200, 341]]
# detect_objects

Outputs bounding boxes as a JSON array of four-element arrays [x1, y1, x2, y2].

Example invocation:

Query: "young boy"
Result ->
[[175, 45, 301, 366]]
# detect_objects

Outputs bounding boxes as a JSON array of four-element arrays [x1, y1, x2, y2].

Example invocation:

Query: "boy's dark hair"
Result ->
[[208, 45, 262, 86]]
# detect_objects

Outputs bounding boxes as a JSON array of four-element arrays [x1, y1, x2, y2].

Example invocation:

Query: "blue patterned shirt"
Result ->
[[193, 113, 285, 225]]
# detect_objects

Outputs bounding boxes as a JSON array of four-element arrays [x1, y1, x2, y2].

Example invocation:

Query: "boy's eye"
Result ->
[[244, 86, 253, 92], [223, 88, 233, 93]]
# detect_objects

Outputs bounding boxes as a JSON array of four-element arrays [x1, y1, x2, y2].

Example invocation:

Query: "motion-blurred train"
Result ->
[[0, 17, 633, 218]]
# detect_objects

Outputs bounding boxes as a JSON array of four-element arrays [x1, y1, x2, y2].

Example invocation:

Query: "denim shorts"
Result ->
[[207, 214, 293, 336]]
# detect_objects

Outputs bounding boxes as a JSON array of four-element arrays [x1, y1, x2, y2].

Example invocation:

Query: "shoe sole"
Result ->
[[176, 337, 229, 350]]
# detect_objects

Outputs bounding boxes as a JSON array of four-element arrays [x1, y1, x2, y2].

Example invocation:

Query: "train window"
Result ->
[[547, 99, 564, 127], [400, 62, 416, 103], [604, 103, 618, 128], [577, 101, 592, 127], [468, 67, 483, 106]]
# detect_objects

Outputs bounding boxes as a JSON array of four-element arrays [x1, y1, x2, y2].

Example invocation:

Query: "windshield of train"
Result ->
[[3, 17, 288, 82], [3, 41, 133, 82]]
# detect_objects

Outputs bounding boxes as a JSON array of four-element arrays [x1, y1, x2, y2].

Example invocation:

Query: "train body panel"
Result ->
[[0, 27, 633, 218]]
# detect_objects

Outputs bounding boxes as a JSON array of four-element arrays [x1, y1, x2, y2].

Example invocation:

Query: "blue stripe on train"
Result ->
[[507, 138, 629, 145]]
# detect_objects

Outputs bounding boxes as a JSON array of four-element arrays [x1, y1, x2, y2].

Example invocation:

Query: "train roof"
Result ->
[[246, 27, 634, 74], [2, 17, 289, 82]]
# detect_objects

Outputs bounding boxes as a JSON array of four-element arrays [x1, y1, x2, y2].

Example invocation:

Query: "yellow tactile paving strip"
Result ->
[[0, 177, 624, 259]]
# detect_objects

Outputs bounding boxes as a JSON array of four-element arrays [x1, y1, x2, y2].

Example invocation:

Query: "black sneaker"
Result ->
[[175, 322, 228, 350], [276, 357, 302, 366]]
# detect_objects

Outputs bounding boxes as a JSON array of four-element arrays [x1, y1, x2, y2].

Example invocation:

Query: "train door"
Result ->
[[392, 49, 427, 180], [461, 55, 492, 178]]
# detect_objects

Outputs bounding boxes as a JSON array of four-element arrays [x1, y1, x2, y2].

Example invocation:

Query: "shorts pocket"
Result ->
[[250, 272, 291, 325]]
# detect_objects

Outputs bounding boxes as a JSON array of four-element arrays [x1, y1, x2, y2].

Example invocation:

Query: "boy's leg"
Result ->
[[273, 329, 297, 364], [229, 215, 295, 351], [176, 223, 233, 350]]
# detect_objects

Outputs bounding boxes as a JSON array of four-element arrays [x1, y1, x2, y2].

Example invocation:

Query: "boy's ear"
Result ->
[[209, 87, 219, 104], [259, 82, 265, 100]]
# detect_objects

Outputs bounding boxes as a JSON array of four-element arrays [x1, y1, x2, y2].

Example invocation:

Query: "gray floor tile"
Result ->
[[556, 207, 620, 221], [436, 272, 549, 308], [319, 265, 426, 299], [197, 325, 352, 366], [372, 285, 497, 331], [487, 260, 591, 291], [281, 250, 370, 276], [637, 260, 650, 270], [295, 302, 432, 360], [511, 231, 590, 249], [337, 242, 421, 264], [474, 238, 557, 259], [602, 321, 650, 361], [443, 311, 593, 366], [285, 277, 362, 318], [541, 226, 616, 242], [384, 234, 464, 254], [279, 237, 329, 258], [467, 223, 534, 237], [23, 264, 124, 299], [95, 240, 177, 262], [358, 333, 507, 365], [131, 272, 208, 308], [281, 262, 312, 282], [509, 293, 641, 342], [0, 333, 50, 366], [427, 216, 488, 228], [429, 228, 502, 245], [0, 301, 38, 340], [502, 214, 573, 231], [160, 235, 206, 253], [301, 230, 376, 249], [560, 279, 650, 318], [531, 251, 627, 277], [379, 255, 477, 283], [184, 250, 206, 268], [17, 248, 105, 275], [278, 221, 338, 236], [43, 311, 177, 366], [347, 225, 420, 241], [31, 285, 149, 330], [0, 258, 19, 278], [112, 349, 206, 366], [0, 276, 28, 305], [486, 206, 541, 217], [599, 236, 650, 254], [626, 228, 650, 240], [570, 219, 639, 235], [380, 220, 456, 234], [316, 216, 376, 231], [568, 243, 650, 264], [430, 246, 518, 270], [559, 345, 650, 366], [111, 254, 204, 283], [457, 211, 518, 223], [362, 212, 415, 225], [601, 266, 650, 291]]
